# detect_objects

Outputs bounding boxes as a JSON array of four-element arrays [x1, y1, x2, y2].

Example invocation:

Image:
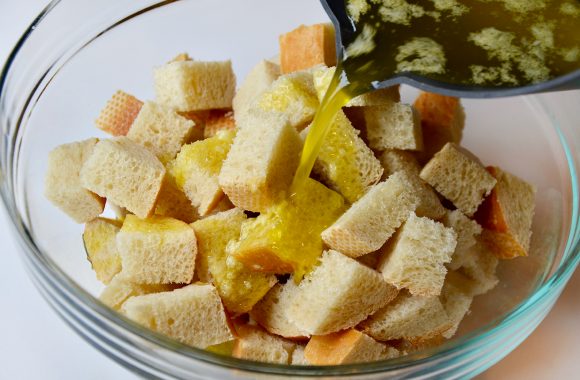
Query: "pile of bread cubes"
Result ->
[[44, 23, 536, 365]]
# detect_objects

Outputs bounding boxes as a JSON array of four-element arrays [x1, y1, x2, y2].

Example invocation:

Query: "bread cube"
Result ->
[[116, 215, 197, 284], [475, 166, 536, 259], [169, 130, 235, 216], [203, 110, 236, 138], [83, 218, 122, 284], [304, 329, 399, 365], [80, 137, 165, 219], [230, 179, 345, 279], [127, 101, 194, 163], [45, 138, 105, 223], [246, 70, 319, 131], [360, 291, 452, 343], [192, 209, 276, 314], [308, 110, 383, 203], [249, 281, 308, 339], [398, 170, 446, 220], [122, 284, 233, 348], [233, 60, 281, 121], [99, 275, 174, 310], [378, 213, 456, 296], [232, 324, 296, 364], [322, 172, 419, 257], [443, 210, 482, 270], [420, 143, 497, 217], [154, 60, 236, 112], [379, 149, 421, 179], [440, 271, 474, 339], [154, 174, 199, 224], [312, 66, 400, 105], [219, 112, 302, 212], [286, 250, 398, 335], [363, 103, 423, 151], [95, 90, 143, 136], [291, 345, 308, 365], [179, 110, 209, 141], [459, 238, 499, 295], [279, 23, 337, 74], [414, 92, 465, 163]]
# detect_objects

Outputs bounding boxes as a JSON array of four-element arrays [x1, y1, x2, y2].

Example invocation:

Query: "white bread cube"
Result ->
[[83, 217, 122, 284], [291, 345, 308, 365], [95, 90, 143, 136], [192, 209, 276, 315], [219, 112, 303, 212], [169, 130, 235, 216], [99, 275, 174, 310], [122, 284, 233, 348], [321, 172, 419, 257], [249, 281, 308, 339], [475, 166, 536, 259], [154, 60, 236, 112], [440, 271, 473, 339], [45, 138, 105, 223], [233, 60, 281, 121], [460, 238, 499, 295], [397, 169, 446, 220], [116, 215, 197, 284], [443, 210, 482, 270], [363, 103, 423, 151], [304, 329, 399, 365], [279, 23, 337, 74], [307, 110, 383, 203], [80, 137, 165, 219], [360, 291, 452, 343], [127, 101, 194, 163], [232, 324, 296, 364], [420, 143, 496, 217], [378, 213, 456, 296], [245, 70, 319, 131], [379, 149, 421, 179], [287, 250, 398, 335], [154, 174, 199, 224]]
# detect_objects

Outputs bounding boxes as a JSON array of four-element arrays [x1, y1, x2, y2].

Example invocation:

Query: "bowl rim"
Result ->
[[1, 0, 580, 376]]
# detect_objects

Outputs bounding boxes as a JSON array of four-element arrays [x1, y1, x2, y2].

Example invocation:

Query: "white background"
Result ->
[[1, 1, 579, 379]]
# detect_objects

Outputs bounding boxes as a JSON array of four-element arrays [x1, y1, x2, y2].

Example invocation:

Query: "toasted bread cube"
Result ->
[[154, 174, 199, 223], [307, 110, 383, 203], [414, 92, 465, 163], [230, 179, 345, 278], [154, 60, 236, 112], [363, 104, 423, 151], [250, 281, 309, 339], [169, 130, 235, 216], [99, 275, 174, 310], [192, 209, 276, 315], [45, 138, 105, 223], [122, 284, 233, 348], [219, 112, 302, 212], [246, 70, 319, 131], [279, 23, 337, 74], [80, 137, 165, 219], [440, 271, 474, 339], [127, 101, 194, 163], [442, 210, 482, 270], [360, 291, 452, 343], [287, 250, 398, 335], [459, 238, 499, 295], [203, 110, 236, 138], [420, 143, 497, 217], [232, 324, 297, 364], [475, 166, 536, 259], [83, 218, 122, 284], [233, 60, 281, 121], [116, 215, 197, 284], [322, 172, 419, 257], [378, 213, 456, 296], [95, 91, 143, 136], [379, 149, 421, 179], [312, 66, 400, 105], [305, 329, 399, 365]]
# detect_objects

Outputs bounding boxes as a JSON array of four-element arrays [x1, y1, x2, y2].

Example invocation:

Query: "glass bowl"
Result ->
[[1, 1, 579, 378]]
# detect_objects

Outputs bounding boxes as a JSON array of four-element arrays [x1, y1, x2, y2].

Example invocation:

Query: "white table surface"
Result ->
[[1, 2, 579, 379]]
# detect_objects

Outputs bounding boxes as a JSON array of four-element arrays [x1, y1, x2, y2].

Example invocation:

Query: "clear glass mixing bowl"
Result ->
[[1, 1, 579, 378]]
